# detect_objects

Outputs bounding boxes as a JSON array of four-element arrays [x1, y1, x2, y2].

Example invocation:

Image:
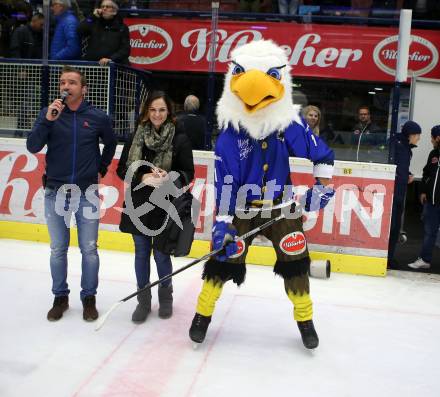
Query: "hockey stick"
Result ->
[[95, 213, 286, 331]]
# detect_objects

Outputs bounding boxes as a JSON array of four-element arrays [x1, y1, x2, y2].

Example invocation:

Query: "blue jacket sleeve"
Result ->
[[26, 108, 53, 153], [98, 114, 117, 177], [214, 133, 240, 217], [53, 16, 80, 60], [285, 119, 334, 178], [286, 120, 334, 164]]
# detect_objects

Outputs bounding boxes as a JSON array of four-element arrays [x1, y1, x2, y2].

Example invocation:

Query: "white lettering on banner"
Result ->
[[181, 29, 262, 62], [98, 185, 120, 216], [181, 30, 362, 69], [0, 153, 121, 221], [286, 33, 363, 68], [0, 148, 391, 246], [0, 153, 37, 217], [338, 189, 384, 238], [381, 49, 431, 62], [130, 38, 165, 49]]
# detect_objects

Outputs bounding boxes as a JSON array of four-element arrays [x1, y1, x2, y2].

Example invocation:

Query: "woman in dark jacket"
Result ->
[[77, 0, 130, 65], [117, 90, 194, 323]]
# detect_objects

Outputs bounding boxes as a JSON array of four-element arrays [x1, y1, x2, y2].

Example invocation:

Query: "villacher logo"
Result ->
[[279, 232, 307, 255], [128, 24, 173, 65], [373, 34, 439, 77]]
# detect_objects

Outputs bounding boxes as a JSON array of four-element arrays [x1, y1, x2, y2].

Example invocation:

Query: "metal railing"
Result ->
[[0, 60, 151, 139]]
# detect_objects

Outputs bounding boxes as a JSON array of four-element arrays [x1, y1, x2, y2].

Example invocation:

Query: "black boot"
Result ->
[[82, 295, 99, 322], [297, 320, 319, 349], [158, 285, 173, 319], [189, 313, 211, 343], [132, 288, 151, 323], [47, 296, 69, 321]]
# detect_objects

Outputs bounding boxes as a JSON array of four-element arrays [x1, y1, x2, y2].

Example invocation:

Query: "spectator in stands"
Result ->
[[9, 13, 44, 59], [177, 95, 206, 150], [278, 0, 301, 15], [50, 0, 81, 60], [239, 0, 264, 12], [408, 125, 440, 270], [116, 90, 194, 323], [350, 0, 373, 17], [351, 105, 383, 147], [388, 120, 422, 269], [78, 0, 130, 65], [0, 0, 33, 57], [303, 105, 321, 136], [26, 66, 117, 322]]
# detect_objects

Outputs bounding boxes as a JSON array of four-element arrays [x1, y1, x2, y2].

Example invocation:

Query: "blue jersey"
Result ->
[[214, 120, 334, 216]]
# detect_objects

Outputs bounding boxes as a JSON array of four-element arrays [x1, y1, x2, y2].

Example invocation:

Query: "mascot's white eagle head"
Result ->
[[217, 39, 301, 140]]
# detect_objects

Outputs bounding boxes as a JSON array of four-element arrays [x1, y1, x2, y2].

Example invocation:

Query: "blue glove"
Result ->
[[212, 221, 238, 261], [303, 180, 335, 212]]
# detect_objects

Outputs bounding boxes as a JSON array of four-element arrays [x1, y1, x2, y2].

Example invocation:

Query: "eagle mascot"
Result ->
[[189, 40, 335, 350]]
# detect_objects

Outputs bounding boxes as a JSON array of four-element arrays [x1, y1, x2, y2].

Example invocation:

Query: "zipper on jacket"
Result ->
[[71, 112, 77, 184], [432, 153, 440, 205]]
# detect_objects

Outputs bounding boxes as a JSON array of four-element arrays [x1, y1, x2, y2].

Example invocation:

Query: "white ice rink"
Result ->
[[1, 239, 440, 397]]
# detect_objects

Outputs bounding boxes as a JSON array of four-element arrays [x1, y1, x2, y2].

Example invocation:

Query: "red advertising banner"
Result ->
[[0, 141, 395, 257], [126, 18, 440, 82]]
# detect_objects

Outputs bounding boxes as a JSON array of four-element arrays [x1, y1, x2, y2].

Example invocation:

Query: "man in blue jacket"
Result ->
[[27, 66, 117, 322], [50, 0, 81, 60]]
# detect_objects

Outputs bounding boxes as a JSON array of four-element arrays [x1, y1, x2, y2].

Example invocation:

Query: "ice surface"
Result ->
[[1, 239, 439, 397]]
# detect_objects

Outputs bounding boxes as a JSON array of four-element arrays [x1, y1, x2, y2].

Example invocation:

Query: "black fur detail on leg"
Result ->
[[202, 258, 246, 286], [273, 257, 310, 279]]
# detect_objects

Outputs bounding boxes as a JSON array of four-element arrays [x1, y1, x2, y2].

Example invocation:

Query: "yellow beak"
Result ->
[[230, 69, 284, 113]]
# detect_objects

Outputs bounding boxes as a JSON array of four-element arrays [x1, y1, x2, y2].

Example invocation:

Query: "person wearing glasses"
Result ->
[[50, 0, 81, 60], [78, 0, 130, 65]]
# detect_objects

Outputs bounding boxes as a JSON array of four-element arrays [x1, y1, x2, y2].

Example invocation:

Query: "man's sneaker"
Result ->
[[82, 295, 99, 321], [47, 296, 69, 321], [297, 320, 319, 349], [408, 258, 430, 269], [189, 313, 211, 344]]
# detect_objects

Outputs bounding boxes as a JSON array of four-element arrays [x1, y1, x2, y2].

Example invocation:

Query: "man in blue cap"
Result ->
[[388, 120, 422, 269], [408, 125, 440, 270]]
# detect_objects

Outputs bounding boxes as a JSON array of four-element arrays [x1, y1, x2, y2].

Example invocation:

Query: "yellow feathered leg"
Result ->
[[196, 278, 224, 317], [284, 276, 313, 321]]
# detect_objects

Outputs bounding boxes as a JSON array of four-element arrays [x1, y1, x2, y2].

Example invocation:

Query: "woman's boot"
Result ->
[[132, 288, 151, 323], [158, 285, 173, 319]]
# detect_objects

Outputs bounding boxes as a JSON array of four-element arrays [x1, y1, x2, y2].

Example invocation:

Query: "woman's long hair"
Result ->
[[303, 105, 321, 136], [138, 90, 175, 128]]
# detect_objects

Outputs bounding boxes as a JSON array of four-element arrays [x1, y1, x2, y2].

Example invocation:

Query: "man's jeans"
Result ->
[[420, 202, 440, 263], [132, 234, 172, 289], [278, 0, 299, 15], [44, 187, 100, 300]]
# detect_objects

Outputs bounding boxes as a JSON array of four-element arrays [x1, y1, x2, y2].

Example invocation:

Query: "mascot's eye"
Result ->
[[232, 64, 245, 75], [267, 68, 282, 80]]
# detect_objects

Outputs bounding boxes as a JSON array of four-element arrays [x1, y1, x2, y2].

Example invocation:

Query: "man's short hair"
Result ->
[[60, 66, 87, 87], [358, 106, 370, 114], [32, 13, 44, 21], [184, 95, 200, 112]]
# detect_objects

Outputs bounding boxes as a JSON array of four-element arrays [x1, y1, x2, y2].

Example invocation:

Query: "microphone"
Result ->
[[51, 91, 69, 117]]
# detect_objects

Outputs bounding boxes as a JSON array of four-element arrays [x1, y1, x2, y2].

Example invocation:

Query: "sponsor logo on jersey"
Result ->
[[279, 232, 307, 255], [229, 239, 245, 258]]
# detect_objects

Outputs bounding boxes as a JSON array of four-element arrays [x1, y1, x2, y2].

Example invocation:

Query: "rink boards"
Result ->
[[0, 138, 396, 276]]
